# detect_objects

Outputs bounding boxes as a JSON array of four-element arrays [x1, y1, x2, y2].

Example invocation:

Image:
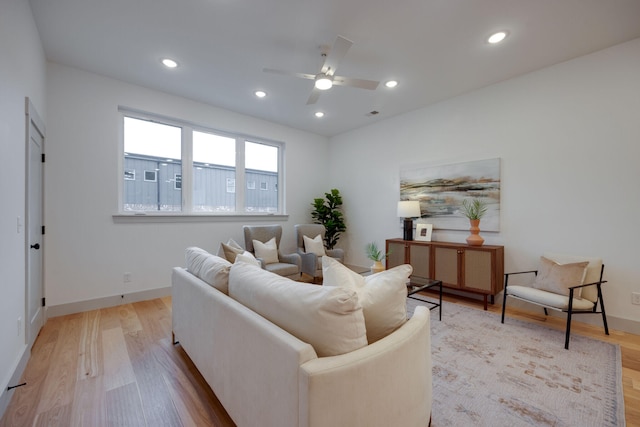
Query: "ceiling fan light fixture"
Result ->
[[385, 80, 399, 88], [254, 90, 267, 98], [315, 74, 333, 90], [315, 111, 324, 118]]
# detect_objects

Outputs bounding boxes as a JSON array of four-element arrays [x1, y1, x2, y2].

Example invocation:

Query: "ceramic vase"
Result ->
[[371, 260, 385, 273], [466, 219, 484, 246]]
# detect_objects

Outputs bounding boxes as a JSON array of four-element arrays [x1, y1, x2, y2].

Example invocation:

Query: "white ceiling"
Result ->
[[28, 0, 640, 137]]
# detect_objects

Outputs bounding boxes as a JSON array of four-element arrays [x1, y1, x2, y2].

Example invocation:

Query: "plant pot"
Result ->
[[466, 219, 485, 246], [371, 260, 385, 273]]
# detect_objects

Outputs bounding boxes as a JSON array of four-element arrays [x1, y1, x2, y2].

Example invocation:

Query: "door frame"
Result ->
[[25, 97, 45, 348]]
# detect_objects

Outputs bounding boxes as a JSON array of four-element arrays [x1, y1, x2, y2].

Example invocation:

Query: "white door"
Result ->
[[26, 98, 45, 349]]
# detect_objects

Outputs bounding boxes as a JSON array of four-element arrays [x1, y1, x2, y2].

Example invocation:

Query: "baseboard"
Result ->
[[0, 343, 29, 421], [45, 286, 172, 319]]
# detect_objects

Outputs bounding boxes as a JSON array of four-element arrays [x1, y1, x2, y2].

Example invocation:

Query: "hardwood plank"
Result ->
[[118, 303, 143, 334], [100, 305, 124, 331], [102, 327, 137, 392], [33, 403, 71, 427], [70, 376, 104, 427], [105, 382, 147, 427], [77, 310, 102, 380]]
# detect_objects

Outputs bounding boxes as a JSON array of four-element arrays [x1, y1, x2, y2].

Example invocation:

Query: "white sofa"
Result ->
[[172, 247, 432, 427]]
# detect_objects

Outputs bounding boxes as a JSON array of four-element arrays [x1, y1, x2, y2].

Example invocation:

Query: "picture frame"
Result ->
[[415, 223, 433, 241]]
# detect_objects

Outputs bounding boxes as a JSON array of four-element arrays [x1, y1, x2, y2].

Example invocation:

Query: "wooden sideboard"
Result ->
[[386, 238, 504, 310]]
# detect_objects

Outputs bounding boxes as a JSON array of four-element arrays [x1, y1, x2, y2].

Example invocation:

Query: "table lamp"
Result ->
[[397, 201, 421, 241]]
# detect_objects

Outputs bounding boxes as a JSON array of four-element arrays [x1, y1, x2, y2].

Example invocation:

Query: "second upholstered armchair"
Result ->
[[243, 225, 301, 280], [295, 224, 345, 283]]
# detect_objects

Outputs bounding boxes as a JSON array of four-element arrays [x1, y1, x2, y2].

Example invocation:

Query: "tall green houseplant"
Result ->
[[311, 189, 346, 250]]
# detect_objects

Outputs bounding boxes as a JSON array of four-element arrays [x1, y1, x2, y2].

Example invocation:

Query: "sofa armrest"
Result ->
[[298, 306, 432, 427]]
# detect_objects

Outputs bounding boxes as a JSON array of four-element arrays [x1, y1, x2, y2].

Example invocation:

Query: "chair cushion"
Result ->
[[543, 253, 603, 302], [303, 234, 326, 256], [532, 256, 588, 298], [219, 238, 244, 263], [185, 247, 232, 294], [265, 262, 300, 278], [253, 237, 279, 264], [507, 285, 595, 311], [229, 262, 367, 357], [322, 256, 411, 343]]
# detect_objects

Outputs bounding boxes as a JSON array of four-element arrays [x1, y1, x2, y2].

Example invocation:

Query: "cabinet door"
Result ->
[[433, 247, 461, 288], [386, 241, 406, 269], [409, 244, 431, 283], [463, 249, 493, 293]]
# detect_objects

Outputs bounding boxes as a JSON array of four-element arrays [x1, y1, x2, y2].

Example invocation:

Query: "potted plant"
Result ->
[[460, 197, 487, 246], [311, 189, 346, 250], [365, 242, 389, 273]]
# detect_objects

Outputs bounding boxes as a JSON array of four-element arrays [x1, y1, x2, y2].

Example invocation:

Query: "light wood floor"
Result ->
[[1, 294, 638, 427]]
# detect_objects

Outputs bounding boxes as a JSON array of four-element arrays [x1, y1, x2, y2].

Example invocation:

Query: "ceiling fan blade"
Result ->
[[263, 68, 315, 80], [321, 35, 353, 76], [332, 76, 380, 90], [306, 88, 321, 105]]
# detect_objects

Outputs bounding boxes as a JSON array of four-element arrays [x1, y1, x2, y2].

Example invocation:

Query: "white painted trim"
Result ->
[[45, 287, 172, 318], [0, 344, 29, 420]]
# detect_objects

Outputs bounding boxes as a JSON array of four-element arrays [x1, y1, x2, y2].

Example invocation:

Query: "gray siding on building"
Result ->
[[124, 155, 277, 212]]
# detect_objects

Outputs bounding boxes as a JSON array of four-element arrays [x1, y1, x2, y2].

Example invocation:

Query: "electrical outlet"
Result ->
[[632, 292, 640, 305], [123, 272, 132, 283]]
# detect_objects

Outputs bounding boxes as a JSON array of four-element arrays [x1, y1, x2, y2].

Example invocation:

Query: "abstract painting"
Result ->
[[400, 158, 500, 231]]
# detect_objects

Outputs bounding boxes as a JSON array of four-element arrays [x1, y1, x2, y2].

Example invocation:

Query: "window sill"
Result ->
[[112, 213, 288, 223]]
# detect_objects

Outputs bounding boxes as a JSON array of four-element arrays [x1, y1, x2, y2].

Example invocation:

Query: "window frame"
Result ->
[[117, 107, 286, 219]]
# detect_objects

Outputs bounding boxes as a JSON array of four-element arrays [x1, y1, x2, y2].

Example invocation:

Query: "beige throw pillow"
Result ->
[[220, 238, 244, 263], [229, 262, 368, 357], [303, 234, 326, 256], [322, 256, 411, 343], [532, 256, 588, 298], [234, 250, 261, 268], [253, 237, 279, 264]]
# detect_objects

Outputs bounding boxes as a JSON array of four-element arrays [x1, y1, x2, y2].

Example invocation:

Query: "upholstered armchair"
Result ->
[[243, 225, 301, 280], [295, 224, 345, 283], [501, 253, 609, 349]]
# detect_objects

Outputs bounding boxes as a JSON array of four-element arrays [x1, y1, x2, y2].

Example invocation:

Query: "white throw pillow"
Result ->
[[229, 262, 368, 357], [303, 234, 326, 256], [234, 250, 261, 268], [253, 237, 279, 265], [185, 247, 232, 294], [323, 256, 411, 343]]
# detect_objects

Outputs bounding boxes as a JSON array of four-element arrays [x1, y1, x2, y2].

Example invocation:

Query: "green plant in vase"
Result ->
[[365, 242, 390, 273], [460, 197, 487, 246], [311, 189, 346, 250]]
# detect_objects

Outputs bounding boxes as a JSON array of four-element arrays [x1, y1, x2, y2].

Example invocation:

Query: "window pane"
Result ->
[[192, 131, 236, 212], [123, 117, 182, 211], [245, 141, 278, 213]]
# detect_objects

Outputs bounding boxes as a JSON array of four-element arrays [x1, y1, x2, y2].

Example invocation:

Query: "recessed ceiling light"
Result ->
[[161, 58, 178, 68], [385, 80, 399, 88], [255, 90, 267, 98], [315, 112, 324, 118], [487, 31, 508, 44]]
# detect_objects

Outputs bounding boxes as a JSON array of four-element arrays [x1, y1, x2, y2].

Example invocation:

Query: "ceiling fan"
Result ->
[[263, 35, 380, 105]]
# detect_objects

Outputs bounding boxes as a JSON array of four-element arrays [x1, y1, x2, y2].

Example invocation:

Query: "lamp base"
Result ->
[[403, 218, 413, 241]]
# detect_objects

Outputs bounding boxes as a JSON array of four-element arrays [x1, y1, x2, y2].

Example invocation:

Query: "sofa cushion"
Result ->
[[322, 256, 411, 343], [533, 256, 588, 298], [185, 247, 232, 294], [229, 262, 367, 357], [253, 237, 279, 264], [219, 238, 244, 263], [303, 234, 326, 257]]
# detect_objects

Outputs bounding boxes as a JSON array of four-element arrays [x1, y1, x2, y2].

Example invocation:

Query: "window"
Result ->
[[144, 170, 157, 182], [121, 110, 284, 215]]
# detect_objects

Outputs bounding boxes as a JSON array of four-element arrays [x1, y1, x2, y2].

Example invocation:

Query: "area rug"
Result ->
[[406, 298, 625, 427]]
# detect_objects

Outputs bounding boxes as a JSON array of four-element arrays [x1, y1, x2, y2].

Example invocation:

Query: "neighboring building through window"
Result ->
[[121, 111, 283, 214]]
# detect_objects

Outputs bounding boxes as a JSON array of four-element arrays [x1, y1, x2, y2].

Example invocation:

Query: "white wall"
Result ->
[[0, 0, 46, 411], [331, 38, 640, 329], [44, 63, 331, 308]]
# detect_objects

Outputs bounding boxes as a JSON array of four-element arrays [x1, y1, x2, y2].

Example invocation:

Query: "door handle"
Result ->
[[30, 243, 40, 250]]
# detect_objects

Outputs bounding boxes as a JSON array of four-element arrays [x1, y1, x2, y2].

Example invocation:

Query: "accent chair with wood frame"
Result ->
[[501, 253, 609, 349]]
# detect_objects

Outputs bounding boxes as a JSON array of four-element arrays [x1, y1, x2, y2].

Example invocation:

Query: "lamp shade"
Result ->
[[397, 201, 421, 218]]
